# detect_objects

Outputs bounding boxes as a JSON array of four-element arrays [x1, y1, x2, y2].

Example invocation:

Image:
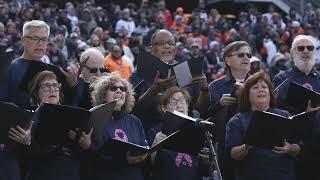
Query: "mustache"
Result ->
[[294, 58, 315, 73]]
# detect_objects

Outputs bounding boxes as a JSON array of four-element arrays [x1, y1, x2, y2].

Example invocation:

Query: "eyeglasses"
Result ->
[[168, 97, 187, 106], [109, 85, 127, 92], [39, 83, 61, 91], [229, 52, 252, 58], [296, 45, 315, 52], [153, 40, 176, 46], [84, 64, 109, 74], [24, 36, 49, 44]]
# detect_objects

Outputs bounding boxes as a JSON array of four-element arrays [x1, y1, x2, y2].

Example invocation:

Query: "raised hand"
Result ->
[[151, 71, 176, 92], [61, 63, 80, 87]]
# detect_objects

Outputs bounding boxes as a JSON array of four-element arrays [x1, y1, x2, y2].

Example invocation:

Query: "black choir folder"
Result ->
[[245, 110, 316, 149], [103, 131, 180, 155], [35, 101, 116, 146], [286, 81, 320, 113], [0, 100, 33, 144], [173, 57, 204, 87], [137, 50, 203, 87], [137, 50, 175, 83], [19, 60, 67, 92], [161, 111, 206, 154]]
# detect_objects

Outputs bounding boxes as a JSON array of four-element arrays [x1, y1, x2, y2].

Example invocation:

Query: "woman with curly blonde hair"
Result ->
[[90, 72, 149, 180]]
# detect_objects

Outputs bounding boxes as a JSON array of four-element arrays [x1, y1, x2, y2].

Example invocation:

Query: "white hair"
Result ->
[[290, 35, 317, 53], [22, 20, 50, 37]]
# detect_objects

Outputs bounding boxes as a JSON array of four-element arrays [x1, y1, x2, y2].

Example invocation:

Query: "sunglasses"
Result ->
[[296, 45, 314, 52], [229, 52, 252, 58], [84, 65, 109, 73], [109, 85, 127, 92]]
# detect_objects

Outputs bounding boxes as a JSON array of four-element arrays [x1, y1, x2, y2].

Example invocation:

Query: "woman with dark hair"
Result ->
[[225, 70, 301, 180], [90, 73, 148, 180], [148, 86, 211, 180], [27, 70, 92, 180], [28, 70, 63, 106]]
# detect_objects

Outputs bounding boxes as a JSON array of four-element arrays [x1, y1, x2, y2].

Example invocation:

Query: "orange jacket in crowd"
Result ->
[[104, 53, 132, 79]]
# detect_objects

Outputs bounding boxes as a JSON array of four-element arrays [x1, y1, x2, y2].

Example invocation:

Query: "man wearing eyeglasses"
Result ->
[[0, 20, 79, 109], [130, 29, 208, 131], [273, 35, 320, 180]]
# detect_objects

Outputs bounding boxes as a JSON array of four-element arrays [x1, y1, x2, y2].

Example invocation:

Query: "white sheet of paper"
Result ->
[[173, 61, 192, 87]]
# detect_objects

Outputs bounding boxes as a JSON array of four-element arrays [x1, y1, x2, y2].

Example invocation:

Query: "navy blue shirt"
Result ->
[[273, 66, 320, 114], [0, 151, 20, 180], [225, 108, 296, 180], [64, 77, 92, 110], [3, 58, 31, 108], [91, 113, 148, 180]]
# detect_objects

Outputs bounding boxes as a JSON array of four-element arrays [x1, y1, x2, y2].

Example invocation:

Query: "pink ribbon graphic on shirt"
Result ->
[[175, 153, 193, 167], [302, 83, 313, 90], [114, 129, 128, 142], [0, 144, 5, 151]]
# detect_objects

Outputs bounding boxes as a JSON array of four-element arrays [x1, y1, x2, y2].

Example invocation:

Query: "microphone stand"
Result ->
[[204, 131, 223, 180]]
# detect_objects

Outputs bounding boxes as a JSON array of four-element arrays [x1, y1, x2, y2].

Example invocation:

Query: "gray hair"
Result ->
[[90, 73, 135, 113], [22, 20, 50, 37], [150, 29, 174, 46], [80, 47, 104, 64]]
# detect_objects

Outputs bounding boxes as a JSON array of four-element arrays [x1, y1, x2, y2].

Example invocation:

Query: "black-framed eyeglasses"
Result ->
[[153, 40, 176, 46], [297, 45, 315, 52], [168, 97, 187, 106], [229, 52, 252, 58], [24, 36, 49, 44], [39, 82, 61, 91], [109, 85, 127, 92], [84, 64, 109, 74]]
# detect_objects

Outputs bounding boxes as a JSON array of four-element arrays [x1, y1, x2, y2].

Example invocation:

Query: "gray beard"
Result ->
[[294, 58, 315, 75]]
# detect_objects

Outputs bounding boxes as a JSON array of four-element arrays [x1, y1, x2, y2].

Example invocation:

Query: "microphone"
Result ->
[[195, 118, 215, 131]]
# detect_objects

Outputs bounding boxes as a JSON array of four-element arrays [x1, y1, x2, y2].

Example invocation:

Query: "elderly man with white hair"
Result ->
[[273, 35, 319, 109], [273, 35, 320, 180]]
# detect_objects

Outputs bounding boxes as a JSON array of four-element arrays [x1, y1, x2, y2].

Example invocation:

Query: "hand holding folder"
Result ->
[[34, 101, 116, 146], [137, 51, 204, 87], [161, 111, 206, 154], [286, 81, 320, 113], [137, 50, 175, 83], [173, 57, 204, 87], [0, 100, 34, 144], [245, 110, 317, 149], [102, 131, 180, 155]]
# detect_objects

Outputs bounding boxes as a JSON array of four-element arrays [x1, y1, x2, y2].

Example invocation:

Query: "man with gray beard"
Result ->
[[273, 34, 320, 180]]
